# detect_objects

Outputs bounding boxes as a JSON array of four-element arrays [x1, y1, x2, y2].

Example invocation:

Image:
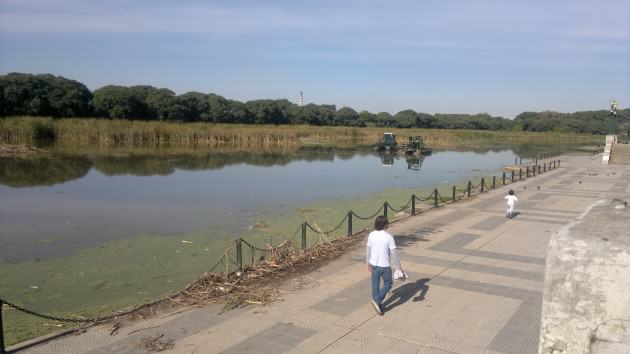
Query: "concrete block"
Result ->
[[539, 199, 630, 354]]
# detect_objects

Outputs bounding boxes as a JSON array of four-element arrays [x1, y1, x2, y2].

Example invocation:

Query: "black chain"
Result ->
[[436, 191, 449, 204], [305, 213, 348, 234], [0, 297, 148, 324], [351, 205, 384, 220], [387, 196, 413, 213]]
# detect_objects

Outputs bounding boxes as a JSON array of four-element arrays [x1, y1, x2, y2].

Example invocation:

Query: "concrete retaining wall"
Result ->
[[539, 199, 630, 354]]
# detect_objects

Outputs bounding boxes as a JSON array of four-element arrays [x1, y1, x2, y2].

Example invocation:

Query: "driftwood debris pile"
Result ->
[[169, 234, 365, 312]]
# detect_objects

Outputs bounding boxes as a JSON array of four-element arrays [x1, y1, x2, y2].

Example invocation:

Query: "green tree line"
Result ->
[[1, 72, 627, 134]]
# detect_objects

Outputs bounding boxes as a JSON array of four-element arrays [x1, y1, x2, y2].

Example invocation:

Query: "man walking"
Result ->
[[366, 215, 401, 315]]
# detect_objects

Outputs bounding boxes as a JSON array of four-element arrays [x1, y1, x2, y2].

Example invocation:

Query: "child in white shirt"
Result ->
[[505, 189, 518, 219]]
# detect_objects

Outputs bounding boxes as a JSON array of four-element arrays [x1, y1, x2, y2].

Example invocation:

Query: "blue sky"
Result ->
[[0, 0, 628, 118]]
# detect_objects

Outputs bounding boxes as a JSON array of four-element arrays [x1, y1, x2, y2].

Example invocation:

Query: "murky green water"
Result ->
[[0, 141, 591, 345]]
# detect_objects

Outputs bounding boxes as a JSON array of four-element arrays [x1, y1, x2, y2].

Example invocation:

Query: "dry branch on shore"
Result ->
[[168, 234, 365, 312]]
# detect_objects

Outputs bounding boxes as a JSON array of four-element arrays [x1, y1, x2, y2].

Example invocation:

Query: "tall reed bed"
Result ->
[[0, 116, 601, 148]]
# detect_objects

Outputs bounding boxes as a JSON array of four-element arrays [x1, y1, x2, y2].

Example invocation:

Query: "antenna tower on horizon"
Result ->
[[299, 91, 304, 107]]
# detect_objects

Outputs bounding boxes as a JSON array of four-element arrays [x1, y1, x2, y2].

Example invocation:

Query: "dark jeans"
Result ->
[[370, 265, 393, 306]]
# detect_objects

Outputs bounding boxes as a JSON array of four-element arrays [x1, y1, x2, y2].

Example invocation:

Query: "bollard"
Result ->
[[411, 194, 416, 215], [492, 176, 496, 189], [301, 222, 307, 250], [519, 168, 522, 180], [433, 189, 439, 207], [558, 159, 560, 167], [544, 163, 546, 172], [467, 181, 471, 197], [347, 211, 353, 237], [452, 186, 456, 203], [236, 239, 242, 272], [502, 172, 506, 185], [538, 165, 541, 174], [511, 171, 515, 183], [383, 202, 388, 219], [553, 161, 556, 169], [481, 178, 485, 193], [526, 166, 530, 177]]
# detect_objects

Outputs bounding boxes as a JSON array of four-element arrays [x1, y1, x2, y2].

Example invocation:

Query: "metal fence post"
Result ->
[[467, 181, 471, 197], [411, 194, 416, 215], [519, 168, 522, 180], [383, 202, 388, 219], [511, 171, 515, 183], [533, 164, 537, 176], [526, 166, 529, 177], [492, 176, 496, 189], [502, 172, 506, 185], [433, 189, 439, 207], [480, 178, 485, 193], [544, 163, 547, 172], [347, 211, 353, 237], [452, 186, 456, 203], [538, 165, 541, 174], [301, 222, 307, 250], [236, 239, 242, 272]]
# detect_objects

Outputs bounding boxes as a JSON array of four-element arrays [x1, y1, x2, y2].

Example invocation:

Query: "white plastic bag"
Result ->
[[393, 269, 408, 281]]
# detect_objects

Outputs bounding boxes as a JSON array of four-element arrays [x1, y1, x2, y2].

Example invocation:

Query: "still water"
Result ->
[[1, 147, 523, 263]]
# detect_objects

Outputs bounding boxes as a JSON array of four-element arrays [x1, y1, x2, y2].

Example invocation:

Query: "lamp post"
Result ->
[[608, 98, 618, 134]]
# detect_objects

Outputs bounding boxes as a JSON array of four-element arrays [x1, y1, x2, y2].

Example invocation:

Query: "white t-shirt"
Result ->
[[505, 195, 518, 206], [366, 230, 396, 267]]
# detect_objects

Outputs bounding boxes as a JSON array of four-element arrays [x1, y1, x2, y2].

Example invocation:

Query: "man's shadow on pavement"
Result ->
[[382, 278, 430, 313]]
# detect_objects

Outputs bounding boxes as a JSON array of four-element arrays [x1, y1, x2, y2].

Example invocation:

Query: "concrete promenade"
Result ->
[[16, 154, 630, 354]]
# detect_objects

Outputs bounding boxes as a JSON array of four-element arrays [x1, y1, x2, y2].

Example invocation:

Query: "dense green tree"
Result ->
[[92, 85, 150, 119], [245, 100, 289, 124], [394, 109, 417, 128], [334, 107, 360, 126], [145, 88, 175, 121], [375, 112, 395, 127], [2, 72, 628, 135], [0, 73, 91, 117]]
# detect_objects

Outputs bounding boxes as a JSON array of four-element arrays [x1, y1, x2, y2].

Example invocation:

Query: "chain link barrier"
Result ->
[[351, 205, 384, 220], [386, 196, 413, 213], [305, 213, 348, 235]]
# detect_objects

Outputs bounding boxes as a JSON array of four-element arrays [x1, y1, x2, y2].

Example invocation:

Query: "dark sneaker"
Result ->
[[371, 300, 383, 315]]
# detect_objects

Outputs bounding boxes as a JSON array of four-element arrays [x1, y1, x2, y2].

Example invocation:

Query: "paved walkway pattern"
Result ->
[[17, 154, 630, 354]]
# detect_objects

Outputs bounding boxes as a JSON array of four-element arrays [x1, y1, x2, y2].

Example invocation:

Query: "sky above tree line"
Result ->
[[0, 0, 628, 118]]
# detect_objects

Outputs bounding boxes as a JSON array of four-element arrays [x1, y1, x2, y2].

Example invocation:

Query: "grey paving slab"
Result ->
[[429, 276, 541, 301], [470, 216, 507, 231], [401, 253, 543, 281], [528, 193, 552, 200], [610, 183, 627, 193], [87, 307, 236, 354], [429, 232, 546, 265], [513, 216, 572, 225], [219, 322, 317, 354], [309, 278, 370, 316], [422, 209, 475, 228], [429, 232, 480, 252]]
